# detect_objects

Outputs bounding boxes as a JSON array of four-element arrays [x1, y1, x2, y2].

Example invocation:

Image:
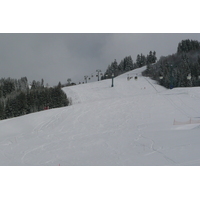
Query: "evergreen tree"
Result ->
[[142, 39, 200, 88], [0, 77, 69, 120], [177, 39, 200, 53], [0, 100, 4, 120], [31, 80, 37, 90], [0, 85, 3, 98], [2, 79, 15, 97], [136, 54, 146, 67], [118, 60, 124, 73], [146, 51, 157, 65], [153, 51, 157, 63], [136, 54, 141, 67], [124, 56, 134, 71], [5, 98, 13, 119]]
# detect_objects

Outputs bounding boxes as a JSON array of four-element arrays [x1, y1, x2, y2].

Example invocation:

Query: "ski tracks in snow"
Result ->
[[144, 76, 197, 119], [134, 127, 177, 165], [20, 108, 68, 165]]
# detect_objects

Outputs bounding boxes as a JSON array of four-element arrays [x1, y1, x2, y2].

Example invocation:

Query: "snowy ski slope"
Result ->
[[0, 66, 200, 165]]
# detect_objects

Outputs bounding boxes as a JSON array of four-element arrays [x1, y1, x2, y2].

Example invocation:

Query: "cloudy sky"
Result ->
[[1, 1, 200, 86], [1, 33, 200, 86]]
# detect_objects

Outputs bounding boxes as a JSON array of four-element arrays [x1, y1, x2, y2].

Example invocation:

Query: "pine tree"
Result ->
[[0, 85, 3, 98], [5, 98, 13, 119], [153, 51, 157, 63], [136, 54, 141, 67], [177, 39, 200, 53], [0, 100, 4, 120], [124, 56, 134, 71], [118, 60, 124, 73]]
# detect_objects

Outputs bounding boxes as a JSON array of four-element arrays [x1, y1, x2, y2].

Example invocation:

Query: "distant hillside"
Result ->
[[0, 78, 69, 120], [142, 39, 200, 89], [102, 51, 157, 79]]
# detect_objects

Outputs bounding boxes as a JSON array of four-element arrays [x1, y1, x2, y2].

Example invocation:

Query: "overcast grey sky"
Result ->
[[1, 33, 200, 86]]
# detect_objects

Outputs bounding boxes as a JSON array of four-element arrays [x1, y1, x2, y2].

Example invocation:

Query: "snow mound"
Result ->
[[174, 124, 200, 130]]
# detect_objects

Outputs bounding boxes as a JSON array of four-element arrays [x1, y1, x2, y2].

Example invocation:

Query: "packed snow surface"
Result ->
[[1, 66, 200, 165]]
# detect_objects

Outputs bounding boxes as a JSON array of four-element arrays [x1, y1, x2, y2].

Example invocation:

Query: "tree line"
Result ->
[[102, 51, 157, 79], [142, 39, 200, 88], [0, 77, 69, 120]]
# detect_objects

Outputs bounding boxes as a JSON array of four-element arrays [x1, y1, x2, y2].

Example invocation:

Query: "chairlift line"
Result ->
[[96, 69, 102, 81]]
